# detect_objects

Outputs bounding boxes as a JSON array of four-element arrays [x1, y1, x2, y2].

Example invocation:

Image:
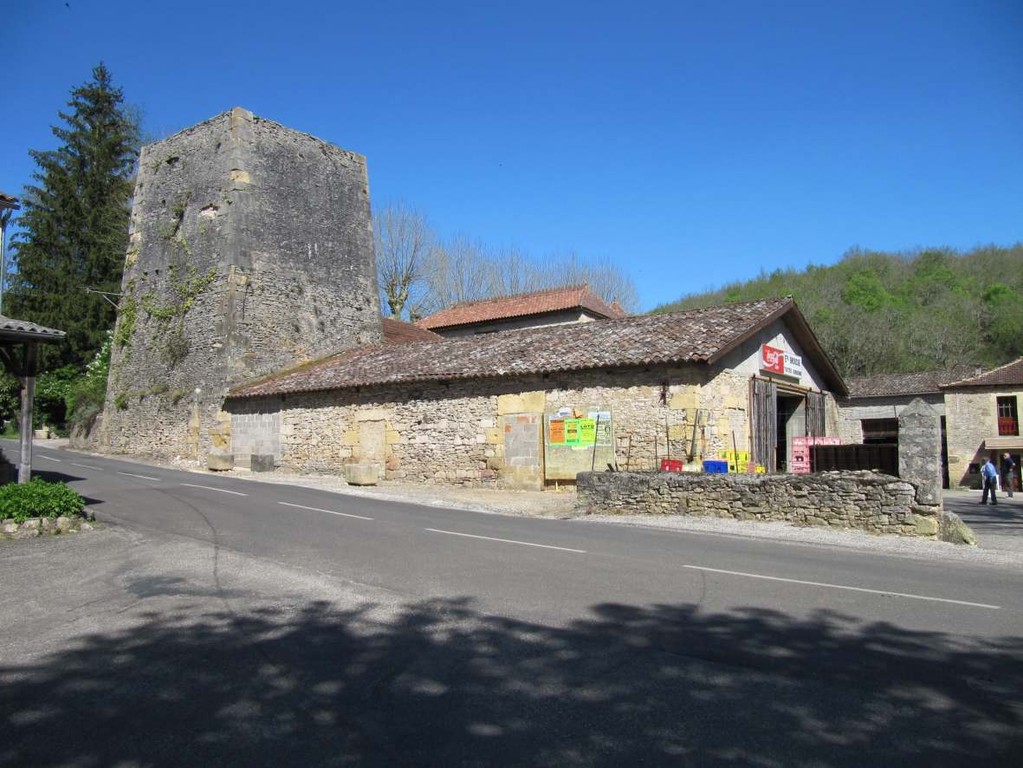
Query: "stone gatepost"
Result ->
[[898, 398, 942, 506]]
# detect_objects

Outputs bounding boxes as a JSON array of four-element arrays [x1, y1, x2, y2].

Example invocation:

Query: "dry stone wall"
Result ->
[[101, 108, 381, 461], [576, 470, 947, 538]]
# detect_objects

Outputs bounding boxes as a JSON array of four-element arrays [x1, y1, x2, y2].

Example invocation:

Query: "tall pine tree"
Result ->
[[9, 63, 139, 369]]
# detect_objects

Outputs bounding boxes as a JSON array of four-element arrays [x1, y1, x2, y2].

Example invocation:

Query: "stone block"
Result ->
[[497, 391, 545, 416], [345, 462, 381, 485], [250, 454, 275, 472], [208, 453, 234, 471]]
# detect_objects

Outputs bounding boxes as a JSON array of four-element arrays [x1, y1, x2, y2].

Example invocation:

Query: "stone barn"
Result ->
[[224, 297, 848, 489]]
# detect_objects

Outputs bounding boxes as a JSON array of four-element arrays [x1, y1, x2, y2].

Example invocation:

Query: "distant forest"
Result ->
[[653, 244, 1023, 379]]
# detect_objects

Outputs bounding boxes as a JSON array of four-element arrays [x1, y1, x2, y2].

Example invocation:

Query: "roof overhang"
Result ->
[[983, 436, 1023, 450]]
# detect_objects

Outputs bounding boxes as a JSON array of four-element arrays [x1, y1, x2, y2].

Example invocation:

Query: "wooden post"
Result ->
[[17, 342, 37, 484]]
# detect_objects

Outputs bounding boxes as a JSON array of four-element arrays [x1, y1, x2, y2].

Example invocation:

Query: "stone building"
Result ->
[[416, 284, 627, 337], [99, 108, 382, 460], [837, 370, 962, 487], [225, 297, 847, 489], [942, 358, 1023, 488]]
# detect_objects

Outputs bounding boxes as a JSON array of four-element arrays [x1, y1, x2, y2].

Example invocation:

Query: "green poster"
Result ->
[[578, 418, 596, 445]]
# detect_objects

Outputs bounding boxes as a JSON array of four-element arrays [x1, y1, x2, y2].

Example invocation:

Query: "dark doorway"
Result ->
[[775, 393, 803, 472]]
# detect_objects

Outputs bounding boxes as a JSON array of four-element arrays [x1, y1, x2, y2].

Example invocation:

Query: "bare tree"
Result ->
[[424, 235, 494, 312], [373, 202, 434, 320], [528, 251, 639, 311], [376, 201, 640, 319]]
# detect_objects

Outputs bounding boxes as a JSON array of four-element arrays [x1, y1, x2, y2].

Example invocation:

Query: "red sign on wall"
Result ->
[[761, 344, 785, 375]]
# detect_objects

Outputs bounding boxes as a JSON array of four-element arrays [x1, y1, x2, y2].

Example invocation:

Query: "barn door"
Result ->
[[806, 391, 825, 438], [751, 378, 777, 471]]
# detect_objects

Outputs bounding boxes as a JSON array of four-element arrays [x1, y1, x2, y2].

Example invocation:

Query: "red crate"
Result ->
[[660, 459, 684, 473]]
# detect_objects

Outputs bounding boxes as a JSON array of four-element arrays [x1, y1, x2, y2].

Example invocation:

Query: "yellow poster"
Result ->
[[579, 418, 596, 445], [564, 419, 580, 444]]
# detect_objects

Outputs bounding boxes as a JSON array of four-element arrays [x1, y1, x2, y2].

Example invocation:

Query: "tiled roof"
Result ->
[[381, 317, 442, 345], [229, 297, 821, 398], [944, 358, 1023, 389], [845, 370, 963, 399], [0, 191, 20, 210], [416, 285, 628, 330], [0, 315, 65, 341]]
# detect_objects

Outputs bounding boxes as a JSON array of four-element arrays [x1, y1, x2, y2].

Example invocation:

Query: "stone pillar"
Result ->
[[898, 398, 942, 505]]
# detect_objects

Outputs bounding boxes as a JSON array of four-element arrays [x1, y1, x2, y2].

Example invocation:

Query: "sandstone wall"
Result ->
[[576, 470, 945, 538], [101, 108, 381, 461], [944, 388, 1009, 487], [225, 365, 843, 486]]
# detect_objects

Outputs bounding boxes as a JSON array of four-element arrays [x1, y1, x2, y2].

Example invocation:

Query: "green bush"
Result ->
[[0, 479, 86, 523]]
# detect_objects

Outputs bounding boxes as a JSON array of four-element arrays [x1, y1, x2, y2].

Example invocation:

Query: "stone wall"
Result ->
[[100, 107, 382, 462], [225, 364, 844, 487], [576, 470, 949, 538], [944, 387, 1016, 487]]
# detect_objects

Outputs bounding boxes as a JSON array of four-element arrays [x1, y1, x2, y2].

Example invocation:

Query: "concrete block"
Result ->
[[250, 454, 275, 472], [344, 462, 381, 485], [208, 453, 234, 471]]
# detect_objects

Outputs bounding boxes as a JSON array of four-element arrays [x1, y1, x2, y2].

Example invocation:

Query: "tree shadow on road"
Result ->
[[1, 596, 1020, 767]]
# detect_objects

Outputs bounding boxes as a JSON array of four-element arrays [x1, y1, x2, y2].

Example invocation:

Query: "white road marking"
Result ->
[[425, 528, 586, 554], [181, 483, 247, 496], [118, 471, 159, 481], [278, 501, 374, 521], [683, 565, 1001, 610], [71, 463, 103, 471], [38, 455, 61, 462]]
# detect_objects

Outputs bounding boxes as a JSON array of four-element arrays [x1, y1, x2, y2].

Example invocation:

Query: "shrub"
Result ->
[[0, 479, 86, 523]]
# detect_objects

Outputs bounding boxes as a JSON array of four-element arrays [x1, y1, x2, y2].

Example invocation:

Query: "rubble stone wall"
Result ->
[[576, 470, 945, 538], [100, 108, 381, 461]]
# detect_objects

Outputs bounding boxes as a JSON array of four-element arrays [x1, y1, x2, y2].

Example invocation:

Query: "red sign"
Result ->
[[761, 344, 785, 375]]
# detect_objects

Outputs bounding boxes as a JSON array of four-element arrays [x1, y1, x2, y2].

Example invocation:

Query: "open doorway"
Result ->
[[775, 393, 805, 472]]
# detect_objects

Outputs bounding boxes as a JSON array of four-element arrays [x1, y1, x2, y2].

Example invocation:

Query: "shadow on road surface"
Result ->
[[2, 596, 1020, 767]]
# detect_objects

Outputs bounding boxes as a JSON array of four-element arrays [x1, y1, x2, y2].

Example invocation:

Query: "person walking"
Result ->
[[981, 455, 999, 504], [1002, 452, 1016, 498]]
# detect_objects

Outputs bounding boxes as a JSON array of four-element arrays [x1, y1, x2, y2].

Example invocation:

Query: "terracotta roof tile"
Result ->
[[381, 317, 442, 345], [846, 370, 963, 398], [944, 358, 1023, 389], [228, 297, 801, 398], [416, 285, 627, 330]]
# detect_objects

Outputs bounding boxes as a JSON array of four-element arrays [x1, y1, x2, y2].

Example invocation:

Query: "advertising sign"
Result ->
[[761, 344, 785, 374], [761, 344, 803, 379]]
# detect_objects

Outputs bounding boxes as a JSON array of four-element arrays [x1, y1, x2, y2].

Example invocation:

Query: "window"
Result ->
[[997, 396, 1018, 436], [861, 418, 898, 444]]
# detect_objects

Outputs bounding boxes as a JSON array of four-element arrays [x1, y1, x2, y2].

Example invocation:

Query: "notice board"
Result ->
[[544, 405, 615, 481]]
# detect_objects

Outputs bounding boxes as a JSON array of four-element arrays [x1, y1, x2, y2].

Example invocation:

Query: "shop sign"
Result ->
[[761, 344, 803, 379]]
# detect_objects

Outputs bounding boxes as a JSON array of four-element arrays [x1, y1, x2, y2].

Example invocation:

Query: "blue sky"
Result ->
[[5, 0, 1021, 311]]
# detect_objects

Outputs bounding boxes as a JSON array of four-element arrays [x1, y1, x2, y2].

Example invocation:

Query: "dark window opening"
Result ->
[[861, 418, 898, 445]]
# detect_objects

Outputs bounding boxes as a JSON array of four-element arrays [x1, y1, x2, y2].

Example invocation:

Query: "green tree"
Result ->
[[8, 63, 139, 369]]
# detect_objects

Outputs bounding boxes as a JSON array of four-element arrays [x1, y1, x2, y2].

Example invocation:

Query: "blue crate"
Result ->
[[702, 460, 728, 474]]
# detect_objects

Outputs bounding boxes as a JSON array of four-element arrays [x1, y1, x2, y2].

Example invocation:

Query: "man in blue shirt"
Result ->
[[981, 455, 999, 504]]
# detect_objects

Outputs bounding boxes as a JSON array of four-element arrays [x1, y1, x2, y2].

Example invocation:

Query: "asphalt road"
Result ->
[[2, 443, 1022, 767]]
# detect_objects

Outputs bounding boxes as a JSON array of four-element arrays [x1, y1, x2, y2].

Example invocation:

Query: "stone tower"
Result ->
[[100, 107, 382, 460]]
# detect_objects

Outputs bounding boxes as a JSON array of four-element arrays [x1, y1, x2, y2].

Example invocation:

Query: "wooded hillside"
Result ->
[[653, 244, 1023, 378]]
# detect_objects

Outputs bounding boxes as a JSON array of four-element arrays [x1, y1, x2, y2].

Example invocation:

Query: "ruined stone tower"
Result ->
[[101, 107, 382, 460]]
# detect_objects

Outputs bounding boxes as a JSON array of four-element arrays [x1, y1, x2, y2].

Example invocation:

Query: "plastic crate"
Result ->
[[702, 460, 728, 474], [660, 459, 684, 473]]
